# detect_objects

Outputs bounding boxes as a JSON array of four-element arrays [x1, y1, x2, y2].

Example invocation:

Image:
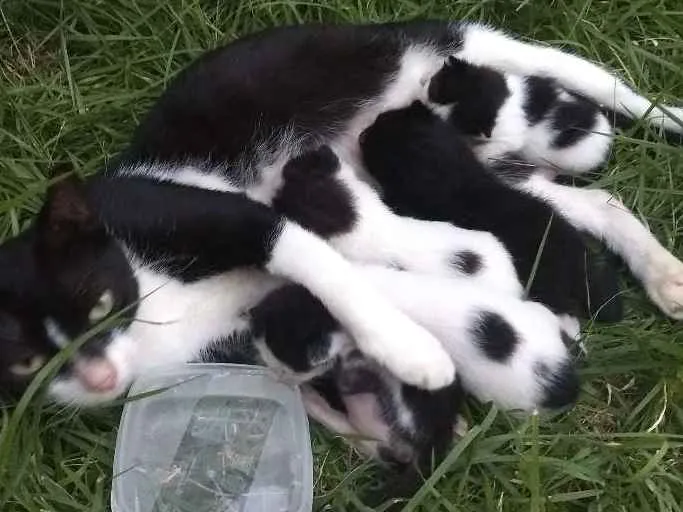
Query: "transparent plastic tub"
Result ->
[[111, 364, 313, 512]]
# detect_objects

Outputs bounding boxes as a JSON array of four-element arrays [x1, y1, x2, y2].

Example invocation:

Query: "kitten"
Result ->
[[245, 266, 578, 481], [428, 56, 613, 175], [358, 101, 622, 322]]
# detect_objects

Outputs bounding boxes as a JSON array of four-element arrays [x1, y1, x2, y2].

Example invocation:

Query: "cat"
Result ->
[[0, 20, 681, 423]]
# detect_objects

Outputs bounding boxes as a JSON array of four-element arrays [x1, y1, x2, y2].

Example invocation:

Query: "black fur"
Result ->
[[471, 311, 518, 363], [537, 361, 580, 409], [360, 101, 622, 321], [524, 76, 558, 125], [451, 250, 483, 275], [121, 22, 463, 175], [551, 97, 601, 148], [85, 175, 284, 282], [0, 232, 56, 397], [273, 145, 357, 237]]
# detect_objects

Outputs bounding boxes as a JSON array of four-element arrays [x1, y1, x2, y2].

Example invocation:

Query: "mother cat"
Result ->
[[1, 20, 683, 410]]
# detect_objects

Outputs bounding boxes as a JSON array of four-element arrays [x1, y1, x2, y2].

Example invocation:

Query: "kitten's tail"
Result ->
[[455, 23, 683, 136]]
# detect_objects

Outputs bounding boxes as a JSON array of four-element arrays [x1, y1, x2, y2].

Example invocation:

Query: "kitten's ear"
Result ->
[[447, 56, 469, 70], [37, 173, 99, 252]]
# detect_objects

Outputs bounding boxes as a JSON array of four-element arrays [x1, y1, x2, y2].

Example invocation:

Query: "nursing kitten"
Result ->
[[428, 56, 613, 175], [358, 101, 622, 321]]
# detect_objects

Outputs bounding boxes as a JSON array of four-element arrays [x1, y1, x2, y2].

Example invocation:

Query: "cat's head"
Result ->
[[0, 176, 141, 404]]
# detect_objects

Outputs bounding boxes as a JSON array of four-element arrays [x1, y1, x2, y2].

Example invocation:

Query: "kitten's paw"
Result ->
[[395, 219, 522, 296], [356, 314, 455, 390], [645, 254, 683, 319]]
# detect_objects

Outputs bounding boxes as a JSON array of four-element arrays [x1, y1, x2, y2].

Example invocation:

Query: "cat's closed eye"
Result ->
[[9, 354, 46, 377], [88, 290, 114, 323]]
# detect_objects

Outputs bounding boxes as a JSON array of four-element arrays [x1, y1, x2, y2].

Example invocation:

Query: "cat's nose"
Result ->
[[74, 358, 118, 392]]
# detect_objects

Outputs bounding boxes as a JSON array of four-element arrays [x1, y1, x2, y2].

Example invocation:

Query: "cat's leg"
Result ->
[[517, 173, 683, 319], [355, 264, 579, 411], [453, 22, 683, 135], [93, 176, 455, 390], [266, 222, 456, 390], [272, 146, 522, 296]]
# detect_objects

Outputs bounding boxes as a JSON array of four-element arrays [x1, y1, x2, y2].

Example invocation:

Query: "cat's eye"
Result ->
[[89, 290, 115, 323], [9, 355, 46, 377]]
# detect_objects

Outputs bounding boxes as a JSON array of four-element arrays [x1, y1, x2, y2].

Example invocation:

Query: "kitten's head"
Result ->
[[29, 176, 140, 404], [359, 101, 441, 180], [427, 56, 509, 138]]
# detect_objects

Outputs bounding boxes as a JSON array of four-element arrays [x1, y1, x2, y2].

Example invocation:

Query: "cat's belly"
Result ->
[[118, 267, 285, 372]]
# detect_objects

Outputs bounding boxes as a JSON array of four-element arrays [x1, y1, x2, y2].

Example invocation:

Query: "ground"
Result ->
[[0, 0, 682, 510]]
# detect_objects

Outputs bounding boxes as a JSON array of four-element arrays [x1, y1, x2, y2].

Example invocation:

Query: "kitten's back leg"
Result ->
[[518, 173, 683, 319]]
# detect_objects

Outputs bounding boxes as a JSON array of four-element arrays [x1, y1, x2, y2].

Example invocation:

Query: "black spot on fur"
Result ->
[[552, 99, 599, 148], [450, 250, 482, 275], [471, 311, 518, 363], [428, 57, 509, 138], [537, 361, 580, 409], [524, 76, 558, 124], [273, 146, 357, 238]]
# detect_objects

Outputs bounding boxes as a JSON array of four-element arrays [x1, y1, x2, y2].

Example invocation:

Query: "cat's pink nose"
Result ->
[[74, 358, 118, 393]]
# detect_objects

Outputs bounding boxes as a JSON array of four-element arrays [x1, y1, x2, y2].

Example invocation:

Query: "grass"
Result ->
[[1, 0, 682, 510]]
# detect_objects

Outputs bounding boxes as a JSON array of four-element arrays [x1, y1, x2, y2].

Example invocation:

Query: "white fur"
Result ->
[[457, 23, 683, 134], [121, 162, 240, 192], [266, 221, 456, 390], [519, 174, 683, 319], [326, 160, 523, 296], [357, 265, 572, 411], [475, 74, 529, 163]]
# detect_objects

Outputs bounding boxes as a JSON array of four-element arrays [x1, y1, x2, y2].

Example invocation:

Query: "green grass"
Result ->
[[1, 0, 683, 510]]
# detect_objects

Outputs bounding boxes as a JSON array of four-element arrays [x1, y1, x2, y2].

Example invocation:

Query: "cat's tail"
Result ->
[[455, 22, 683, 136]]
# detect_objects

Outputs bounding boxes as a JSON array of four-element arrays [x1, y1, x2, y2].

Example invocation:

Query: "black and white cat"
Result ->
[[0, 21, 682, 450]]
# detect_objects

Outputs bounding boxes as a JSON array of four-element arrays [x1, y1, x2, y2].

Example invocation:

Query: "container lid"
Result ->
[[111, 363, 313, 512]]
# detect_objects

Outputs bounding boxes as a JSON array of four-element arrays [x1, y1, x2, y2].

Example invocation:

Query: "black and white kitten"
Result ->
[[428, 56, 613, 175], [358, 101, 622, 322], [0, 20, 681, 410]]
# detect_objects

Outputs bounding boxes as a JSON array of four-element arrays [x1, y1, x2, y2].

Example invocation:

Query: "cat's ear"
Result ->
[[37, 171, 99, 253]]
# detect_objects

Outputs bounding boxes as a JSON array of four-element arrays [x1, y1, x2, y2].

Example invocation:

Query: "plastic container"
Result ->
[[111, 364, 313, 512]]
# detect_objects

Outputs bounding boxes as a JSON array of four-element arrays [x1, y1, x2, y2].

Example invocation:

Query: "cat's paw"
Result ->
[[355, 312, 456, 390], [394, 219, 523, 296], [645, 254, 683, 319]]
